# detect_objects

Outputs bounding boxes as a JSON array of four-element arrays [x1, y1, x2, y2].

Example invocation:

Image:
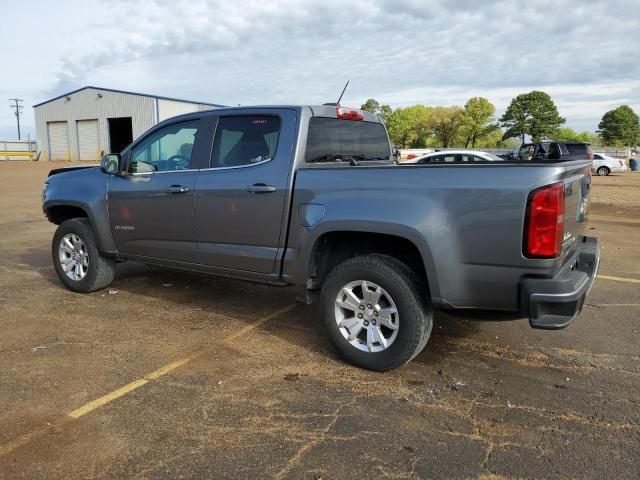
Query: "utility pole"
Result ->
[[9, 98, 24, 140]]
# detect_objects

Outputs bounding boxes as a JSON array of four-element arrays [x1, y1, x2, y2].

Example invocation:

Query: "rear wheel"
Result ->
[[597, 166, 610, 176], [320, 254, 432, 371], [52, 218, 116, 293]]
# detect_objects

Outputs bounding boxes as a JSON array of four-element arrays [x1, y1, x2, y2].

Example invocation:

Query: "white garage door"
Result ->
[[77, 119, 100, 161], [47, 122, 69, 161]]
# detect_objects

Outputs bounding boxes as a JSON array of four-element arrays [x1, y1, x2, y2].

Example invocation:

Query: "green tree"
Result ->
[[460, 97, 499, 148], [474, 128, 513, 148], [429, 106, 464, 148], [500, 91, 565, 143], [553, 127, 592, 143], [386, 108, 415, 148], [385, 105, 432, 148], [360, 98, 393, 122], [406, 105, 432, 147], [597, 105, 640, 146]]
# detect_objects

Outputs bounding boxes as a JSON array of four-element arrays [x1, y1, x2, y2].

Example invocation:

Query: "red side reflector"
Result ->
[[524, 182, 564, 258], [336, 107, 364, 121]]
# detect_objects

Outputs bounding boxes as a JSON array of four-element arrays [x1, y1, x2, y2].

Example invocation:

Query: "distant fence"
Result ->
[[592, 147, 630, 158], [0, 140, 38, 160]]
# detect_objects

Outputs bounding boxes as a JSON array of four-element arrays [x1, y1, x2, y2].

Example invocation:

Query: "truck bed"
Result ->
[[284, 160, 593, 312]]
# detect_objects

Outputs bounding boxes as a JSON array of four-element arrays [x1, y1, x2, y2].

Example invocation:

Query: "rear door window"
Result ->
[[211, 116, 281, 168], [305, 118, 390, 163]]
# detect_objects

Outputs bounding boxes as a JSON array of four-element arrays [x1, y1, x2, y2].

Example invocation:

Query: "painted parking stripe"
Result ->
[[0, 303, 298, 457], [598, 275, 640, 284]]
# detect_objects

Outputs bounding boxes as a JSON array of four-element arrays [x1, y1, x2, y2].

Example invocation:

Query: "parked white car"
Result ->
[[592, 153, 627, 176], [403, 149, 505, 164]]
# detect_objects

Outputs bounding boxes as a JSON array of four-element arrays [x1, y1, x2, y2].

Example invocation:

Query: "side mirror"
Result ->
[[100, 153, 123, 175]]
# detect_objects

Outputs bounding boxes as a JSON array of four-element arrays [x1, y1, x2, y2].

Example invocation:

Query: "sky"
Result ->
[[1, 0, 639, 140]]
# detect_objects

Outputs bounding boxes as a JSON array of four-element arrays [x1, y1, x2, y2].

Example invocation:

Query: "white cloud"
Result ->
[[1, 0, 639, 137]]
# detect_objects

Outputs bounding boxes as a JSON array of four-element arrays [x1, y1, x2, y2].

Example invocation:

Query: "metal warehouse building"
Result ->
[[34, 86, 223, 161]]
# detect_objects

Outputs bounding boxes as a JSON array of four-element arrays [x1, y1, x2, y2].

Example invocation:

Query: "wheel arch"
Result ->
[[306, 229, 438, 298], [44, 200, 111, 253]]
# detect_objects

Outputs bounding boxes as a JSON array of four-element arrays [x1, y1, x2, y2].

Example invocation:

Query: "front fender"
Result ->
[[43, 167, 117, 254]]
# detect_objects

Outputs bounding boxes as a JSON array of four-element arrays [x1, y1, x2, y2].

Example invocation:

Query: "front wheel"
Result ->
[[597, 166, 610, 176], [320, 254, 432, 371], [52, 218, 116, 293]]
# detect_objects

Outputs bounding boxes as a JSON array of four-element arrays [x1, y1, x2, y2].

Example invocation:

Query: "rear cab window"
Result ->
[[305, 117, 391, 163], [566, 143, 588, 155]]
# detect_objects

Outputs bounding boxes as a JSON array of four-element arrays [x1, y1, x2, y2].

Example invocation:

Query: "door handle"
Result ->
[[166, 185, 190, 194], [246, 184, 276, 194]]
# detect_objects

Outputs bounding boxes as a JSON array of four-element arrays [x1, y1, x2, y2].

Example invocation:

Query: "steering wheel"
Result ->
[[166, 154, 190, 170]]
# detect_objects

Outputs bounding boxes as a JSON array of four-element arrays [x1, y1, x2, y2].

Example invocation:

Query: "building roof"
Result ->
[[33, 86, 226, 108]]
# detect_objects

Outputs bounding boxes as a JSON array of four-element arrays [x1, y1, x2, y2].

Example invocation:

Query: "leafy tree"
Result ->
[[407, 105, 432, 147], [500, 91, 565, 143], [429, 106, 464, 148], [360, 98, 393, 121], [474, 129, 515, 148], [386, 108, 415, 148], [460, 97, 499, 148], [386, 105, 432, 148], [379, 104, 393, 122], [361, 98, 380, 113], [597, 105, 640, 146], [553, 127, 592, 143]]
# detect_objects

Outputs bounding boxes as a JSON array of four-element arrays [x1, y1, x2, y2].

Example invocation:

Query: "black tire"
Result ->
[[320, 254, 432, 371], [597, 166, 610, 176], [52, 218, 116, 293]]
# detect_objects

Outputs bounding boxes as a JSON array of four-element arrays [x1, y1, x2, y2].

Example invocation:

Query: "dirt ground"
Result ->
[[0, 162, 638, 479]]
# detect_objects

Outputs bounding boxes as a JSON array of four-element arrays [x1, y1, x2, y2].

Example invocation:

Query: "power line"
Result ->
[[9, 98, 24, 140]]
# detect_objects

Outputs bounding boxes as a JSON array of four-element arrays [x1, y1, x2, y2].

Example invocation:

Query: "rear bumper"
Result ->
[[521, 236, 600, 330]]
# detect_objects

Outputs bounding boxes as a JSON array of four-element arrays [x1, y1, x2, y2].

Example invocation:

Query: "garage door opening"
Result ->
[[108, 117, 133, 154]]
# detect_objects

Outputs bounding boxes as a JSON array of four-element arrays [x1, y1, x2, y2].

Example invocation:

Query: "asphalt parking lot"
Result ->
[[0, 162, 638, 479]]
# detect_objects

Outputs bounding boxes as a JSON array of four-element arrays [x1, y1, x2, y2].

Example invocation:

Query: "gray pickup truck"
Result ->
[[43, 105, 600, 371]]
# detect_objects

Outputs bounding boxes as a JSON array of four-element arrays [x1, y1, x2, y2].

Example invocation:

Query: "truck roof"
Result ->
[[166, 105, 384, 124]]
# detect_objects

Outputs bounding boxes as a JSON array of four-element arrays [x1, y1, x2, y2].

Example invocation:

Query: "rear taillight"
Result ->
[[586, 147, 593, 160], [618, 160, 624, 167], [336, 107, 364, 121], [524, 182, 565, 258]]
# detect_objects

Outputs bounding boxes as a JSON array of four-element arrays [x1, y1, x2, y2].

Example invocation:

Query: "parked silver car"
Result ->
[[403, 149, 505, 164]]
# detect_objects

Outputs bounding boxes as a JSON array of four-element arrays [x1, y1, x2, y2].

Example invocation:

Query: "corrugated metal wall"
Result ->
[[34, 88, 217, 161], [35, 88, 155, 161]]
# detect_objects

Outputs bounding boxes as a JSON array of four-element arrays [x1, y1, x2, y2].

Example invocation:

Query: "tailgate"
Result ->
[[560, 161, 592, 261]]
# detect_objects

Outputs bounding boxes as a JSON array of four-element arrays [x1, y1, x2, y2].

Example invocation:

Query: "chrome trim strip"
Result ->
[[199, 157, 274, 172], [127, 169, 200, 176]]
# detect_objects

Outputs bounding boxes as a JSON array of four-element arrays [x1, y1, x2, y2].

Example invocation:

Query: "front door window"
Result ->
[[130, 121, 199, 173]]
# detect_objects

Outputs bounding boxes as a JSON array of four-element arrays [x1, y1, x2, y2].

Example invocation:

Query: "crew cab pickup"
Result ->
[[43, 105, 600, 371]]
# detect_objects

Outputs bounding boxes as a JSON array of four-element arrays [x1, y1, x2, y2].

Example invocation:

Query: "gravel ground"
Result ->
[[0, 162, 638, 479]]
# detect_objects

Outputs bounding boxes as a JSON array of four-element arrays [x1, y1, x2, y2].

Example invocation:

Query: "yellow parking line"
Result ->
[[68, 379, 149, 419], [0, 303, 298, 457], [598, 275, 640, 284]]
